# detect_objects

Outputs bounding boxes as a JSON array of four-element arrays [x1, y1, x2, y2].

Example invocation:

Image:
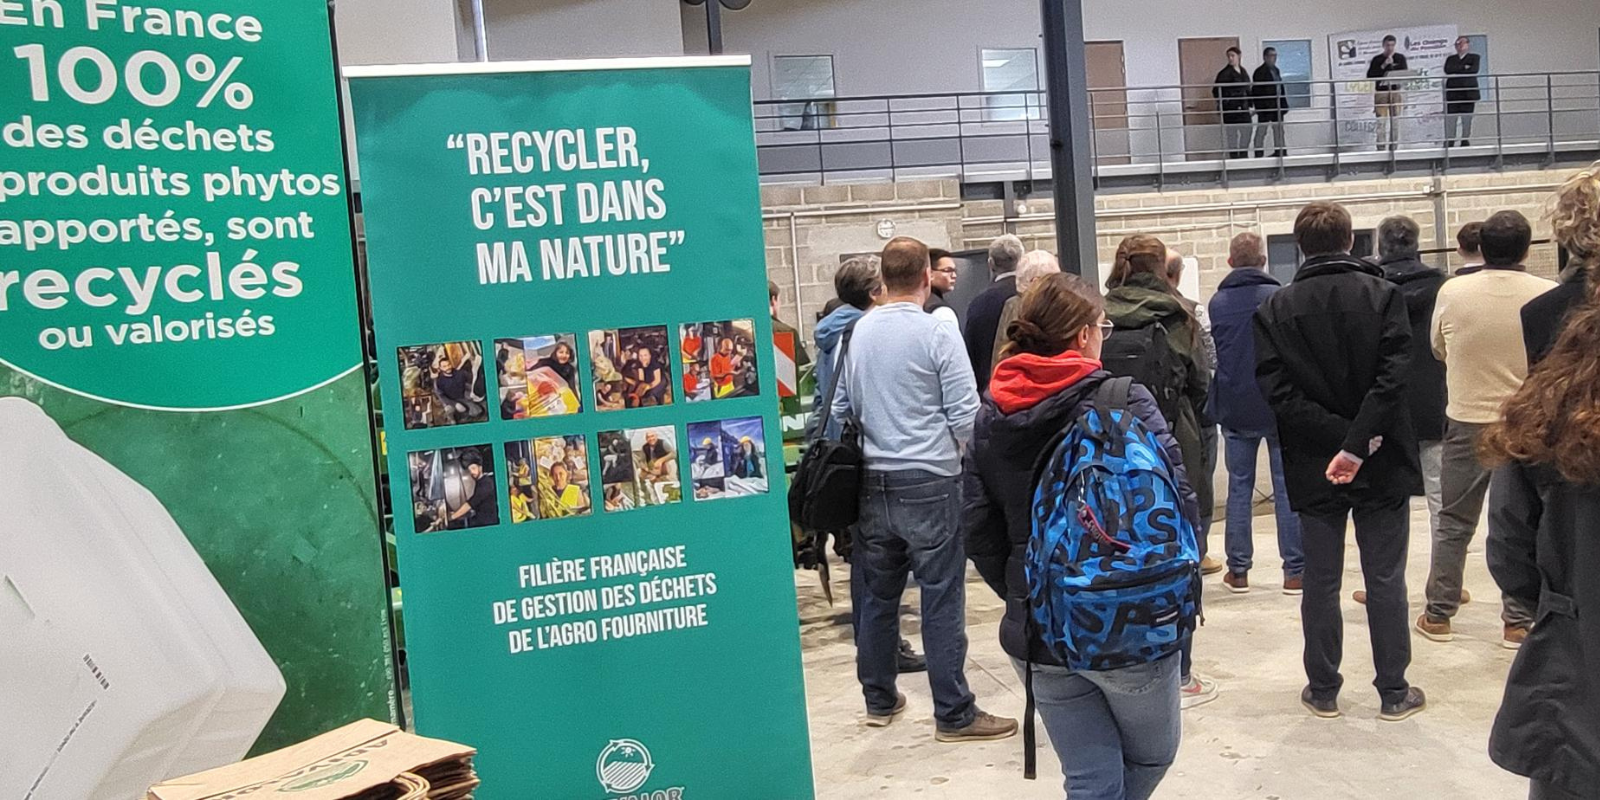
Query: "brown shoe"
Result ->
[[1502, 625, 1529, 650], [1415, 614, 1454, 642], [1282, 575, 1304, 596], [1460, 588, 1472, 604], [865, 693, 907, 727], [1223, 571, 1250, 594], [935, 711, 1018, 743], [1200, 555, 1226, 576]]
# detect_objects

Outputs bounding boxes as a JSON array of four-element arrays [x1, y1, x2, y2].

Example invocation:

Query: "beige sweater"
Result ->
[[1431, 268, 1557, 424]]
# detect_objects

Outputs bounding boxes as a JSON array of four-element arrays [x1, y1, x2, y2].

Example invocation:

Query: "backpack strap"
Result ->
[[1095, 375, 1135, 413], [1092, 376, 1136, 458], [813, 322, 858, 441], [1022, 622, 1038, 780]]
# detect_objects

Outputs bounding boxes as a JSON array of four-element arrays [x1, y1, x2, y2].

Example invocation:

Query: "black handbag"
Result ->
[[788, 325, 863, 531]]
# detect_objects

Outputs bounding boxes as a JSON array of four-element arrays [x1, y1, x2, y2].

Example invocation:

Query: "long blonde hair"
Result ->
[[1549, 161, 1600, 271]]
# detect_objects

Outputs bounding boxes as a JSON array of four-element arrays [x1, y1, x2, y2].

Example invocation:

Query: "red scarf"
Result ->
[[989, 351, 1102, 415]]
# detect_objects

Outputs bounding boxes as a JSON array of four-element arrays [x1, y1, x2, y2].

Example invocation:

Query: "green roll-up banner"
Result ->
[[0, 1, 394, 797], [347, 57, 816, 798]]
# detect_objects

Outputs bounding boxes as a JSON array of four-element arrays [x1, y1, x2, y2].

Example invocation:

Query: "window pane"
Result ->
[[772, 55, 836, 101], [981, 48, 1039, 121], [1263, 39, 1313, 110], [981, 48, 1038, 92]]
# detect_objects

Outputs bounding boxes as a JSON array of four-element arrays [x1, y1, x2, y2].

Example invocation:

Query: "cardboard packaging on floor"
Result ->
[[146, 719, 478, 800]]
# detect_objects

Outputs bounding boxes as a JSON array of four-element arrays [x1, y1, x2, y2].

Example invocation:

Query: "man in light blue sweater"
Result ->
[[833, 236, 1016, 742]]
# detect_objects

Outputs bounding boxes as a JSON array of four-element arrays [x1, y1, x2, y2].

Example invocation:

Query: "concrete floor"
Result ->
[[796, 499, 1529, 799]]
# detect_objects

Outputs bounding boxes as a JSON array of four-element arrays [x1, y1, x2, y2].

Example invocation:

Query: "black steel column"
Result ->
[[1040, 0, 1097, 276], [705, 0, 724, 55]]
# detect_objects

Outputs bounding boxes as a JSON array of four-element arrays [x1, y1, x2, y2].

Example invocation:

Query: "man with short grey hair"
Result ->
[[1210, 232, 1304, 594], [963, 234, 1025, 393], [1376, 216, 1447, 584], [989, 250, 1061, 366]]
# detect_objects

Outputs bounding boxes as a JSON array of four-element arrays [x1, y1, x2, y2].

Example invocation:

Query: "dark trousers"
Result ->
[[1427, 419, 1536, 627], [855, 469, 976, 730], [1181, 423, 1219, 681], [1299, 500, 1413, 705]]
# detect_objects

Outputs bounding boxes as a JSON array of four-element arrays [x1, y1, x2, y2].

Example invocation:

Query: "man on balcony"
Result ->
[[1444, 36, 1482, 148], [1252, 47, 1289, 158], [1367, 35, 1408, 151], [1213, 47, 1253, 159]]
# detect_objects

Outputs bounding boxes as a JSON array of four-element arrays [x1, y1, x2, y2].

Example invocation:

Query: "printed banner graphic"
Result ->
[[1330, 24, 1458, 148], [0, 2, 396, 799], [348, 58, 816, 800]]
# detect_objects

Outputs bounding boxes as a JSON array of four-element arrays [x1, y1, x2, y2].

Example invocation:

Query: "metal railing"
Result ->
[[753, 70, 1600, 186]]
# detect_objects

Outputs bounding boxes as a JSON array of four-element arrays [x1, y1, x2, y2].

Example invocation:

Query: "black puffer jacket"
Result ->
[[1487, 462, 1600, 796], [1380, 255, 1448, 442], [963, 368, 1200, 665]]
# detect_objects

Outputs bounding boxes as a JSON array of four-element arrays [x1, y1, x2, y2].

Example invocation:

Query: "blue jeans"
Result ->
[[1013, 654, 1182, 800], [1223, 429, 1305, 577], [855, 469, 976, 730]]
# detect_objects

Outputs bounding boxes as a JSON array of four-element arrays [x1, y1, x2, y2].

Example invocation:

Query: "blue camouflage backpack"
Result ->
[[1025, 376, 1201, 673]]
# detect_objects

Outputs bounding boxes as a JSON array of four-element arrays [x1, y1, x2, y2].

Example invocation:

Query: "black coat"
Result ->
[[1213, 65, 1253, 123], [1253, 254, 1423, 514], [1367, 52, 1408, 91], [1523, 268, 1588, 366], [1444, 53, 1482, 104], [963, 371, 1200, 665], [964, 275, 1018, 393], [1251, 63, 1288, 120], [1487, 462, 1600, 795], [1380, 255, 1448, 441]]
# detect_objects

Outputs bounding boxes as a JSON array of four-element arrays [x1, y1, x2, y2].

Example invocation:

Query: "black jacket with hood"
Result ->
[[963, 365, 1200, 665], [1253, 254, 1423, 515], [1380, 254, 1448, 442], [1487, 462, 1600, 796]]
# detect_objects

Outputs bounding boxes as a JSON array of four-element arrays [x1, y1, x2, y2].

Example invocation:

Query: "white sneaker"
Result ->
[[1180, 674, 1219, 710]]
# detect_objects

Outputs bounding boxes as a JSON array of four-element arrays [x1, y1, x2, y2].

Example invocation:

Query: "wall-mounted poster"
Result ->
[[1330, 24, 1458, 148], [349, 56, 814, 800], [0, 3, 396, 798]]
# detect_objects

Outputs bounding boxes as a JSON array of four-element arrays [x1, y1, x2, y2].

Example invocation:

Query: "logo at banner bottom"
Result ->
[[597, 739, 655, 794]]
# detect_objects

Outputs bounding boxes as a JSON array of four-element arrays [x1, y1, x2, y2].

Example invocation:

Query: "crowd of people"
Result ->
[[789, 160, 1600, 799]]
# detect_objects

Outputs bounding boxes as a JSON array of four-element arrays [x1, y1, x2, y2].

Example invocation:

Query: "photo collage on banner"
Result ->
[[398, 326, 767, 531], [591, 326, 675, 410], [687, 416, 770, 500], [495, 334, 583, 419], [409, 445, 500, 532], [680, 319, 760, 401], [398, 341, 490, 430]]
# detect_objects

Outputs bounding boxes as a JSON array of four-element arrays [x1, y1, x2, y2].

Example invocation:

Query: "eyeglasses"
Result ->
[[1098, 321, 1116, 335], [933, 267, 959, 275]]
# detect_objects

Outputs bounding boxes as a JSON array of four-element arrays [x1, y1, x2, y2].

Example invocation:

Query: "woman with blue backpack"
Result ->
[[964, 272, 1202, 800]]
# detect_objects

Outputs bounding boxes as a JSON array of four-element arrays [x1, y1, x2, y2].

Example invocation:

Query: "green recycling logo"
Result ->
[[277, 760, 367, 792]]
